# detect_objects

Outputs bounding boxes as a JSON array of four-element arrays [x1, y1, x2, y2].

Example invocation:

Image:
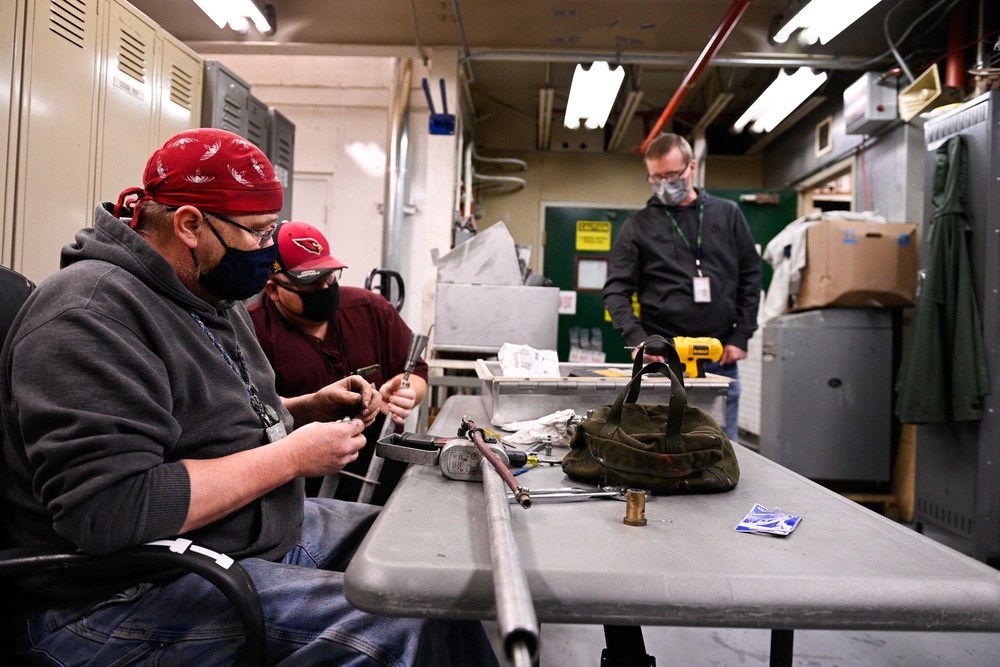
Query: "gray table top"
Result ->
[[344, 396, 1000, 631]]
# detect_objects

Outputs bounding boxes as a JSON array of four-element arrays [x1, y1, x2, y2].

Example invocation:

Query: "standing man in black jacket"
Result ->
[[603, 132, 761, 442]]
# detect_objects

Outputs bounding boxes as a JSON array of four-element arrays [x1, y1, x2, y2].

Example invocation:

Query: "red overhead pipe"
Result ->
[[639, 0, 754, 154], [945, 1, 966, 90]]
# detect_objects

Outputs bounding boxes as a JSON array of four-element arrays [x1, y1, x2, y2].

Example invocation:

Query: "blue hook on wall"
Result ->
[[423, 77, 456, 136]]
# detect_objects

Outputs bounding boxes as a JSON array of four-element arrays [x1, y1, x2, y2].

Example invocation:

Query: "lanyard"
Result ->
[[190, 312, 280, 429], [665, 203, 705, 277]]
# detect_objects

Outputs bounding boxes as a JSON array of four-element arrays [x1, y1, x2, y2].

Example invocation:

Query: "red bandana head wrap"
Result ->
[[115, 128, 283, 225]]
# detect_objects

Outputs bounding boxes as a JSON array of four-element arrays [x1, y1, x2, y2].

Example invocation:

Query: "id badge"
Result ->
[[693, 275, 712, 303], [266, 421, 287, 443], [263, 404, 286, 442]]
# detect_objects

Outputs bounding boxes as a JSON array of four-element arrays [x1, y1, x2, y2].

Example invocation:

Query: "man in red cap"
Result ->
[[250, 220, 428, 504], [0, 128, 497, 665]]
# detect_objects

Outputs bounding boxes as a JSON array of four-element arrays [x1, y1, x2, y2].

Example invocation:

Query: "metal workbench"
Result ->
[[345, 396, 1000, 666]]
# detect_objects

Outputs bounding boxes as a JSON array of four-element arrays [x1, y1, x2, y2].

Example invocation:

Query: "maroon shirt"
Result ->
[[249, 286, 429, 503], [249, 285, 428, 397]]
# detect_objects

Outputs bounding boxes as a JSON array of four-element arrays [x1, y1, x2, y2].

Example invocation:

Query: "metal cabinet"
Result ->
[[759, 308, 892, 482]]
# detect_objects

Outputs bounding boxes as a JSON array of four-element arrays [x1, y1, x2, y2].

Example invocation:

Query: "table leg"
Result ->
[[601, 625, 655, 666], [769, 628, 794, 667]]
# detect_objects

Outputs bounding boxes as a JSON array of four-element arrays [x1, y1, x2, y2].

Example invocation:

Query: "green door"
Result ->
[[543, 205, 638, 364]]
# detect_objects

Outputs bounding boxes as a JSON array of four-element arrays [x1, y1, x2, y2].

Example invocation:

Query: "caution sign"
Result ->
[[576, 221, 612, 251]]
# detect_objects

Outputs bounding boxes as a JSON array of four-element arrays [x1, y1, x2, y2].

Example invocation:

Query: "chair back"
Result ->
[[0, 266, 35, 550], [0, 266, 34, 345]]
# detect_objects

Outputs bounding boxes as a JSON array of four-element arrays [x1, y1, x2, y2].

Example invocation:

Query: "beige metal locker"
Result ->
[[94, 0, 157, 206], [0, 0, 25, 266], [15, 0, 101, 284], [153, 28, 202, 146]]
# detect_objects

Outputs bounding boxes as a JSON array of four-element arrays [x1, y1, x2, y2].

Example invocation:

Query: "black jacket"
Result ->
[[603, 190, 761, 350]]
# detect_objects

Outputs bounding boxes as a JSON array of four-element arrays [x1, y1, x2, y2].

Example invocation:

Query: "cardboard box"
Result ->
[[792, 220, 917, 311]]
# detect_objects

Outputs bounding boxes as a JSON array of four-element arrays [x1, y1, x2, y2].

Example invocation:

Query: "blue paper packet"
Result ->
[[735, 503, 802, 536]]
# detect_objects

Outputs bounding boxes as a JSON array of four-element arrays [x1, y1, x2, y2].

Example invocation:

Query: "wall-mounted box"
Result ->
[[844, 72, 897, 135]]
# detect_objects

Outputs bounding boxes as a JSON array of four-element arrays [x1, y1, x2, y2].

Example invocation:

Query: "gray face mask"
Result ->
[[652, 177, 689, 206]]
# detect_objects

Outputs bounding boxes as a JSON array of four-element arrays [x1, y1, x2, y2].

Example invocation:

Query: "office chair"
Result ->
[[0, 265, 265, 666]]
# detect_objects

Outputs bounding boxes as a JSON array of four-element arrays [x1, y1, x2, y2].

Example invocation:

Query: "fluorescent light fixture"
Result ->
[[606, 89, 644, 151], [733, 67, 827, 134], [193, 0, 271, 34], [538, 88, 554, 149], [564, 61, 625, 130], [772, 0, 884, 46]]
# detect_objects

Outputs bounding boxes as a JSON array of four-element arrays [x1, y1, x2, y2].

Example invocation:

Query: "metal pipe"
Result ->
[[640, 0, 754, 153], [382, 58, 413, 271], [459, 49, 874, 71], [481, 462, 539, 667]]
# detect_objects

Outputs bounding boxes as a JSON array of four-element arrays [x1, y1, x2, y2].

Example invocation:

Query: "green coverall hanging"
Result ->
[[896, 135, 990, 423]]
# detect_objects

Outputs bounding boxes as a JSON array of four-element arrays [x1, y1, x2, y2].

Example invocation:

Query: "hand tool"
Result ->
[[460, 417, 531, 508], [376, 432, 535, 481], [505, 486, 644, 504], [356, 331, 429, 503]]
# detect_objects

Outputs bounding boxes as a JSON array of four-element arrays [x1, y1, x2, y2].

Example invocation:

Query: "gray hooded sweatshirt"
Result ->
[[0, 204, 302, 598]]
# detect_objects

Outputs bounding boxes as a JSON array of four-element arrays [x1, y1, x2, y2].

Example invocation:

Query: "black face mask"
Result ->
[[197, 219, 278, 301], [295, 283, 340, 323]]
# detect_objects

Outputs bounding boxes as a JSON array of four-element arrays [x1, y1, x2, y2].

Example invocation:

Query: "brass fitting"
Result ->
[[623, 489, 647, 526]]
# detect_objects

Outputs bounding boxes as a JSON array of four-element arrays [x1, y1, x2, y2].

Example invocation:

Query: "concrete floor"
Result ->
[[484, 621, 1000, 666]]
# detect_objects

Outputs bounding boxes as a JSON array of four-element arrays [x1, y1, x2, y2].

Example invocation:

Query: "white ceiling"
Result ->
[[128, 0, 997, 155]]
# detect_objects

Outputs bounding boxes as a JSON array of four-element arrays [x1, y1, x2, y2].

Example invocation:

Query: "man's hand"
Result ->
[[281, 375, 381, 427], [630, 347, 665, 365], [720, 344, 747, 365], [283, 418, 368, 479], [180, 417, 368, 533], [379, 375, 418, 425]]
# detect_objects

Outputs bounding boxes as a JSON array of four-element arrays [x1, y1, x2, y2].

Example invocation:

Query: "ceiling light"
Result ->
[[733, 67, 827, 134], [772, 0, 884, 46], [564, 61, 625, 130], [193, 0, 272, 34]]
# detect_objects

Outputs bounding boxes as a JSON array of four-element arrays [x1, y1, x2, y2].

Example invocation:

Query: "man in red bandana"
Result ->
[[0, 128, 497, 665]]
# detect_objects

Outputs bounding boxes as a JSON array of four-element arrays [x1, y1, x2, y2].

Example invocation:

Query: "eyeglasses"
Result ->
[[272, 270, 341, 293], [647, 163, 691, 183], [204, 211, 277, 248]]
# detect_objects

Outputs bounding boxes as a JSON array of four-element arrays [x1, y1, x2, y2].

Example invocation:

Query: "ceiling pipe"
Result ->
[[639, 0, 754, 153]]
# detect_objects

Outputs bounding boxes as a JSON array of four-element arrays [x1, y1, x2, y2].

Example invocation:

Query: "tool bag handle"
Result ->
[[630, 334, 686, 382], [600, 360, 686, 440]]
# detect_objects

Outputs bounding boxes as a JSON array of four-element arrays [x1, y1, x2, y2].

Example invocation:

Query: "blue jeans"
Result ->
[[702, 360, 740, 443], [15, 499, 499, 666]]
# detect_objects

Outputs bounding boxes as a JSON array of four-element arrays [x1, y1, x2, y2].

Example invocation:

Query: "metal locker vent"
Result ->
[[48, 0, 89, 49], [925, 101, 989, 144], [169, 64, 195, 110], [916, 497, 975, 538], [116, 26, 147, 83], [815, 116, 832, 157]]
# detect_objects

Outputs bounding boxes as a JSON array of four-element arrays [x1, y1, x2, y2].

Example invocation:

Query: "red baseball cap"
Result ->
[[272, 220, 347, 284]]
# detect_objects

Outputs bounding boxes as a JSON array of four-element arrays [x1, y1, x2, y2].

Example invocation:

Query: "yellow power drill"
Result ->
[[672, 336, 723, 378]]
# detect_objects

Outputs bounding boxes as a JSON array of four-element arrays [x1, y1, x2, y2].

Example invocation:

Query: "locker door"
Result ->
[[15, 0, 101, 283], [94, 0, 157, 205], [0, 0, 25, 265], [153, 28, 202, 145]]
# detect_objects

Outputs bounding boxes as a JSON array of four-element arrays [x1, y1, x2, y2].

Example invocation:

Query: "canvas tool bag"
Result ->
[[561, 336, 740, 494]]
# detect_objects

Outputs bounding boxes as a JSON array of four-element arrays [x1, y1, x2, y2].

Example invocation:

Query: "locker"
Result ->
[[202, 59, 250, 136], [15, 0, 101, 283], [94, 0, 157, 204], [153, 27, 202, 146], [266, 106, 294, 222]]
